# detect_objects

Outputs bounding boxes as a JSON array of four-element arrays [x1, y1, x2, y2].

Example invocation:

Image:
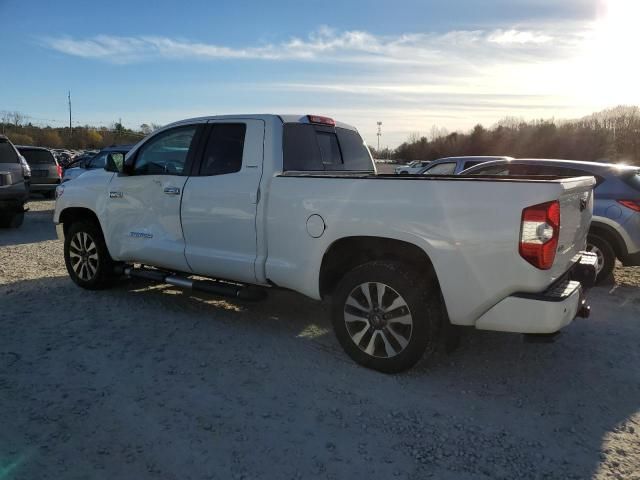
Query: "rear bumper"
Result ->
[[29, 182, 59, 192], [474, 252, 596, 334], [0, 183, 29, 211]]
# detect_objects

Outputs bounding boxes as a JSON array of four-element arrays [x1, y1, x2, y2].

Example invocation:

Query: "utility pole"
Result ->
[[377, 121, 382, 151], [68, 90, 72, 138]]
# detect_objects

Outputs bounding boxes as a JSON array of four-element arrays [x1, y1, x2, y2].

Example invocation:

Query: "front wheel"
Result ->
[[64, 221, 116, 290], [586, 234, 615, 285], [331, 261, 444, 373]]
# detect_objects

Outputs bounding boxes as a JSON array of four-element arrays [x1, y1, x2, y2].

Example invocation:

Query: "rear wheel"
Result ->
[[587, 234, 615, 284], [64, 221, 116, 290], [331, 261, 444, 373]]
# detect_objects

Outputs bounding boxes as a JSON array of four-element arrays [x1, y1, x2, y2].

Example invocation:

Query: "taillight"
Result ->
[[519, 201, 560, 270], [617, 200, 640, 212], [56, 164, 62, 178]]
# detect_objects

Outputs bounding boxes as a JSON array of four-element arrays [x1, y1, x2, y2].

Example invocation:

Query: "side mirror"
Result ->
[[105, 153, 124, 174]]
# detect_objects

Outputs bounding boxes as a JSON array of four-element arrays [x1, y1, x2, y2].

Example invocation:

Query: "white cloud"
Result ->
[[41, 26, 569, 65], [40, 23, 613, 147]]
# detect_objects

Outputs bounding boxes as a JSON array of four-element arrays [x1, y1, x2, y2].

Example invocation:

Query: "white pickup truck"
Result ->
[[54, 114, 597, 372]]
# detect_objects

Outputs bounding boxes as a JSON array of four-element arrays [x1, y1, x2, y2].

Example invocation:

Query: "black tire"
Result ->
[[587, 234, 615, 285], [331, 260, 444, 373], [0, 211, 24, 228], [64, 221, 116, 290]]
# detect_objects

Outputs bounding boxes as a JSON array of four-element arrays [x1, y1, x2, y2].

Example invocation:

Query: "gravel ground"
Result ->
[[1, 199, 639, 480]]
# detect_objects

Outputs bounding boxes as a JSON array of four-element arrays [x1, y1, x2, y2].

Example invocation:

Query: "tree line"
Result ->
[[372, 106, 640, 165], [1, 111, 161, 149], [3, 106, 640, 164]]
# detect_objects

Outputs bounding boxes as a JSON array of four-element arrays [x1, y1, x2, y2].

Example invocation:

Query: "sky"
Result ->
[[0, 0, 638, 148]]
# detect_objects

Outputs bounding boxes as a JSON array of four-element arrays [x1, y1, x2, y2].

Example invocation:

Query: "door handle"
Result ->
[[163, 186, 181, 195]]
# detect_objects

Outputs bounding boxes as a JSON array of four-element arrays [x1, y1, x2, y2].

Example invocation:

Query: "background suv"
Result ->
[[462, 158, 640, 283], [418, 156, 513, 175], [394, 160, 430, 174], [17, 146, 62, 198], [0, 135, 29, 228], [62, 145, 132, 183]]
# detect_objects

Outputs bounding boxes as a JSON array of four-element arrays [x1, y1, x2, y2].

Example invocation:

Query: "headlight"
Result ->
[[55, 184, 65, 200]]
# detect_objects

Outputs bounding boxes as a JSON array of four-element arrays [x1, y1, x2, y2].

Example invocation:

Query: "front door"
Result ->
[[104, 124, 202, 272], [181, 119, 264, 283]]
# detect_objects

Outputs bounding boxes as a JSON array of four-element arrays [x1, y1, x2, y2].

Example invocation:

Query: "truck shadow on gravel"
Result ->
[[0, 208, 56, 247], [1, 276, 638, 479]]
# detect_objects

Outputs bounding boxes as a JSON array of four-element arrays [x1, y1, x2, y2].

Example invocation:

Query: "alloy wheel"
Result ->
[[69, 232, 99, 281], [344, 282, 413, 358]]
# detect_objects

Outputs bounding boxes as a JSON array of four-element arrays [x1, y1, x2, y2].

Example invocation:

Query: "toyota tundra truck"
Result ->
[[53, 114, 597, 372]]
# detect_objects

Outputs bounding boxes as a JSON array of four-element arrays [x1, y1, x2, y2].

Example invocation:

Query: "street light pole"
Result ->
[[377, 121, 382, 152]]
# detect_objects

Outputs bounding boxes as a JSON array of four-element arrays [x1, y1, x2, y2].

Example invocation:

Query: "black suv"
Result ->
[[0, 135, 29, 228]]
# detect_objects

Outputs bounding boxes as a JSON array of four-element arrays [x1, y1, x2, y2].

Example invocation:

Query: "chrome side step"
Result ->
[[122, 266, 267, 301]]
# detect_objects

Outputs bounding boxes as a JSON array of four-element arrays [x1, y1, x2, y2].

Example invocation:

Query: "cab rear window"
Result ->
[[283, 124, 373, 172], [0, 139, 18, 163], [19, 149, 56, 164]]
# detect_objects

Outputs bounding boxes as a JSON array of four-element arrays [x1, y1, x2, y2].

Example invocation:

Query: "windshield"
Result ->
[[20, 149, 56, 164]]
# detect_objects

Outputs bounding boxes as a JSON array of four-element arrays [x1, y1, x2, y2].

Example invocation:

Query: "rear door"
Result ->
[[181, 119, 265, 283], [104, 123, 203, 271]]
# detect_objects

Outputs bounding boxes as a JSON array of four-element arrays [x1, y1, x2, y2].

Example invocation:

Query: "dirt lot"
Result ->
[[1, 200, 639, 479]]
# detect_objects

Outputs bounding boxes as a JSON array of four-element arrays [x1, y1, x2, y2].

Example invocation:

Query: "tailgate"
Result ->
[[552, 176, 595, 278]]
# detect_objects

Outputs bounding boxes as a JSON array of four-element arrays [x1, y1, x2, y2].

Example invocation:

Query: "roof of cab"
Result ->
[[162, 114, 357, 132]]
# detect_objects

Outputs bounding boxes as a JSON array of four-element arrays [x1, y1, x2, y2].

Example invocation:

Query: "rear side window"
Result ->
[[0, 140, 18, 163], [463, 160, 483, 170], [468, 163, 603, 183], [424, 162, 456, 175], [283, 124, 373, 172], [19, 149, 56, 164], [200, 124, 246, 176]]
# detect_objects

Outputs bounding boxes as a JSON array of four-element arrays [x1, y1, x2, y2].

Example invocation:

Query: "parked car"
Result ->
[[417, 156, 514, 175], [17, 146, 62, 199], [394, 160, 430, 174], [461, 158, 640, 283], [54, 114, 596, 373], [0, 135, 29, 227], [63, 145, 132, 183]]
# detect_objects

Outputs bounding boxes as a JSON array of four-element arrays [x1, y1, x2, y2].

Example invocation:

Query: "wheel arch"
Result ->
[[58, 207, 103, 237], [590, 220, 627, 259], [319, 236, 440, 298]]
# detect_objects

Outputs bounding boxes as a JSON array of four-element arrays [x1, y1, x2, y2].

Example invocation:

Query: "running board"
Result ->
[[122, 266, 267, 301]]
